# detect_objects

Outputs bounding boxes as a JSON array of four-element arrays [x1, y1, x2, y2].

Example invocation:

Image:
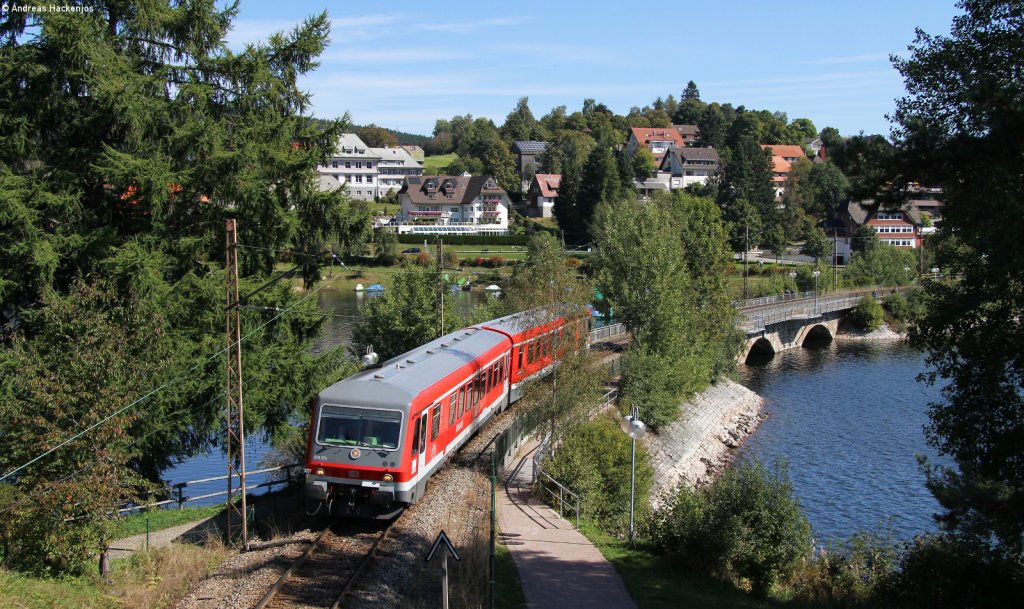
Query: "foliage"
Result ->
[[482, 139, 520, 195], [0, 4, 360, 573], [892, 0, 1024, 558], [883, 289, 926, 328], [500, 96, 539, 142], [351, 265, 463, 361], [374, 228, 399, 264], [844, 242, 917, 287], [592, 193, 740, 428], [807, 161, 850, 218], [650, 459, 812, 597], [791, 528, 900, 607], [878, 534, 1024, 608], [357, 124, 399, 148], [849, 296, 885, 331], [801, 227, 832, 261], [542, 416, 653, 531], [631, 147, 658, 179], [498, 233, 591, 316]]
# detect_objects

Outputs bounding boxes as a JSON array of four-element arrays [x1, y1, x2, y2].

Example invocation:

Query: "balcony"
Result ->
[[482, 211, 502, 217], [410, 210, 442, 216], [482, 198, 502, 205]]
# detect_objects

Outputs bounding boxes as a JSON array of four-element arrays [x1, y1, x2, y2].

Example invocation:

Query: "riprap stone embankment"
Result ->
[[643, 378, 765, 507]]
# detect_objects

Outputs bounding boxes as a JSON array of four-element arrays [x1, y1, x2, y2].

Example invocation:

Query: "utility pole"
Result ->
[[437, 238, 444, 336], [225, 219, 248, 550], [833, 231, 838, 291], [743, 223, 749, 301]]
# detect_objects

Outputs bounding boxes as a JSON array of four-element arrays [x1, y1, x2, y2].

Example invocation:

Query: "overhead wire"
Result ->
[[0, 271, 345, 483]]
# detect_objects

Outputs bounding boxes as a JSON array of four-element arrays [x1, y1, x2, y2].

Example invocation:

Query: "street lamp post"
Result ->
[[788, 271, 796, 299], [812, 269, 821, 313], [619, 406, 646, 545], [903, 266, 910, 286]]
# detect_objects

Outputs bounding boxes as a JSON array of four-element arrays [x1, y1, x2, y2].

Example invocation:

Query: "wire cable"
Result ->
[[0, 272, 344, 483]]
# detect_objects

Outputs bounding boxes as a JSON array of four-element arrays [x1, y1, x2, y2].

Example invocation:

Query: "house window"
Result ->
[[331, 162, 338, 168], [367, 162, 373, 169]]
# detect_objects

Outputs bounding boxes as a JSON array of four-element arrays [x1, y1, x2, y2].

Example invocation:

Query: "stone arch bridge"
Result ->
[[737, 290, 883, 362]]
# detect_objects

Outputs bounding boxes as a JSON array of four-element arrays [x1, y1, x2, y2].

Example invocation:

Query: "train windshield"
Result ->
[[317, 405, 402, 451]]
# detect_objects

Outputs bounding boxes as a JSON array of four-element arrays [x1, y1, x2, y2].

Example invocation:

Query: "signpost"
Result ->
[[425, 530, 461, 609]]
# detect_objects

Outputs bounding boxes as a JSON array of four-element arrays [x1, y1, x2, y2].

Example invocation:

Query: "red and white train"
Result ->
[[303, 306, 588, 518]]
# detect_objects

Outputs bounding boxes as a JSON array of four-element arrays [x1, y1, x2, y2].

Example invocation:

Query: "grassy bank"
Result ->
[[0, 541, 227, 609], [495, 542, 528, 609], [580, 522, 775, 609], [108, 505, 224, 540]]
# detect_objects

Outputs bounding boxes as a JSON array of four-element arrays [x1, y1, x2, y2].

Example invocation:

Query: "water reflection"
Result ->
[[738, 340, 950, 543]]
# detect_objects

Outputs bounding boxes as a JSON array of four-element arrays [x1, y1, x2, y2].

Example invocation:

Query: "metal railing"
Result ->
[[589, 322, 626, 342], [118, 463, 303, 514], [535, 468, 581, 529], [737, 290, 883, 333]]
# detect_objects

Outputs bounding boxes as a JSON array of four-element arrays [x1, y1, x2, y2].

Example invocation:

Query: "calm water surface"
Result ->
[[738, 340, 950, 543]]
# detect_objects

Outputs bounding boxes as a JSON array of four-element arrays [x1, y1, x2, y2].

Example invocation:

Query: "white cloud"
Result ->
[[413, 16, 530, 33], [319, 47, 474, 64]]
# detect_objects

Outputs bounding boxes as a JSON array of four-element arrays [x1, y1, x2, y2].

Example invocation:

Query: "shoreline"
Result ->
[[642, 378, 766, 507], [834, 321, 908, 342]]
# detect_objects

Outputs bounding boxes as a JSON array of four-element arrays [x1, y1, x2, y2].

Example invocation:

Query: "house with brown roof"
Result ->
[[396, 175, 510, 235], [760, 144, 808, 198], [659, 147, 720, 190], [626, 127, 686, 165], [672, 124, 700, 145], [826, 195, 942, 264], [527, 174, 561, 218]]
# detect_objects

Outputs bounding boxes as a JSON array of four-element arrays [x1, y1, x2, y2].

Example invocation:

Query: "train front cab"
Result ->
[[304, 397, 411, 519]]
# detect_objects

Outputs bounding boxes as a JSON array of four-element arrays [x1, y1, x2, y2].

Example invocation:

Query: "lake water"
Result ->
[[737, 340, 950, 543]]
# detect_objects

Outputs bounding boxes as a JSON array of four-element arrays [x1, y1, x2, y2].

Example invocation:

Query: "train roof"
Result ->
[[319, 326, 509, 409], [478, 305, 581, 337]]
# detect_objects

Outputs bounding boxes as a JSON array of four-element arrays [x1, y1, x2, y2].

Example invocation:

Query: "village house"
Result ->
[[659, 147, 720, 190], [826, 193, 944, 264], [527, 173, 560, 218], [672, 124, 700, 145], [760, 144, 807, 198], [396, 175, 510, 235], [626, 127, 687, 165], [316, 133, 425, 200], [511, 140, 549, 175]]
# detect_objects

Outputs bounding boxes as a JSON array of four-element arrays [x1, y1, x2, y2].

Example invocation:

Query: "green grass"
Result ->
[[108, 505, 224, 540], [423, 153, 457, 174], [495, 542, 528, 609], [0, 569, 110, 609], [579, 521, 775, 609]]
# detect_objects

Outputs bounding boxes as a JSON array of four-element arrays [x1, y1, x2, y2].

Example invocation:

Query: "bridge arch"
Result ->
[[801, 323, 835, 346], [744, 337, 777, 363]]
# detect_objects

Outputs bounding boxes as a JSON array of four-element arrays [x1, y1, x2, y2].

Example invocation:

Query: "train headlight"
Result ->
[[383, 474, 394, 482], [315, 467, 325, 476]]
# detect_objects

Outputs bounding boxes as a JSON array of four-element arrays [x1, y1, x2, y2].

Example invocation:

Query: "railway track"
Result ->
[[254, 519, 396, 609]]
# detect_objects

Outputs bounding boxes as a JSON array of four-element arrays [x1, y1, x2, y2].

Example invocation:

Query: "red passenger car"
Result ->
[[304, 306, 587, 517]]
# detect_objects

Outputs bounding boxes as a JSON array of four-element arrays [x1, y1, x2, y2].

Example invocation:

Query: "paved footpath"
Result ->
[[497, 440, 638, 609]]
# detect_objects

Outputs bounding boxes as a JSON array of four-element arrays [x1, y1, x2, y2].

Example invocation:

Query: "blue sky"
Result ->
[[227, 0, 963, 139]]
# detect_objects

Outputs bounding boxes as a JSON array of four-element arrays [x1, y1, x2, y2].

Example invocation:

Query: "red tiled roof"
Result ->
[[630, 127, 686, 149], [760, 144, 806, 160], [534, 173, 561, 198]]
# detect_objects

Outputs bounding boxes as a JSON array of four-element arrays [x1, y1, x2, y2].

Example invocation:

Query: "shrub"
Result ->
[[651, 459, 812, 597], [542, 417, 653, 532], [485, 256, 504, 268], [850, 295, 884, 331], [792, 528, 900, 607], [878, 534, 1024, 608]]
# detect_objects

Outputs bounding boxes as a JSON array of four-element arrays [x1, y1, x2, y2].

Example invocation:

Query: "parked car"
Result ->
[[402, 247, 421, 254]]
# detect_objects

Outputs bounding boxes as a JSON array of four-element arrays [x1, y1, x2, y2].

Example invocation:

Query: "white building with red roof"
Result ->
[[760, 144, 807, 198], [526, 173, 560, 218]]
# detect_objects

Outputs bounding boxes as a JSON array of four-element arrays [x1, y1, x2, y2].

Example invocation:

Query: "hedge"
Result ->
[[396, 233, 529, 246]]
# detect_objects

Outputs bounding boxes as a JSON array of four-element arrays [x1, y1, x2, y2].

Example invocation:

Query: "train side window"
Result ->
[[431, 404, 441, 440], [419, 415, 427, 454], [411, 415, 421, 456], [488, 365, 495, 392], [518, 345, 524, 368], [448, 393, 457, 425], [476, 372, 484, 405], [458, 385, 465, 416]]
